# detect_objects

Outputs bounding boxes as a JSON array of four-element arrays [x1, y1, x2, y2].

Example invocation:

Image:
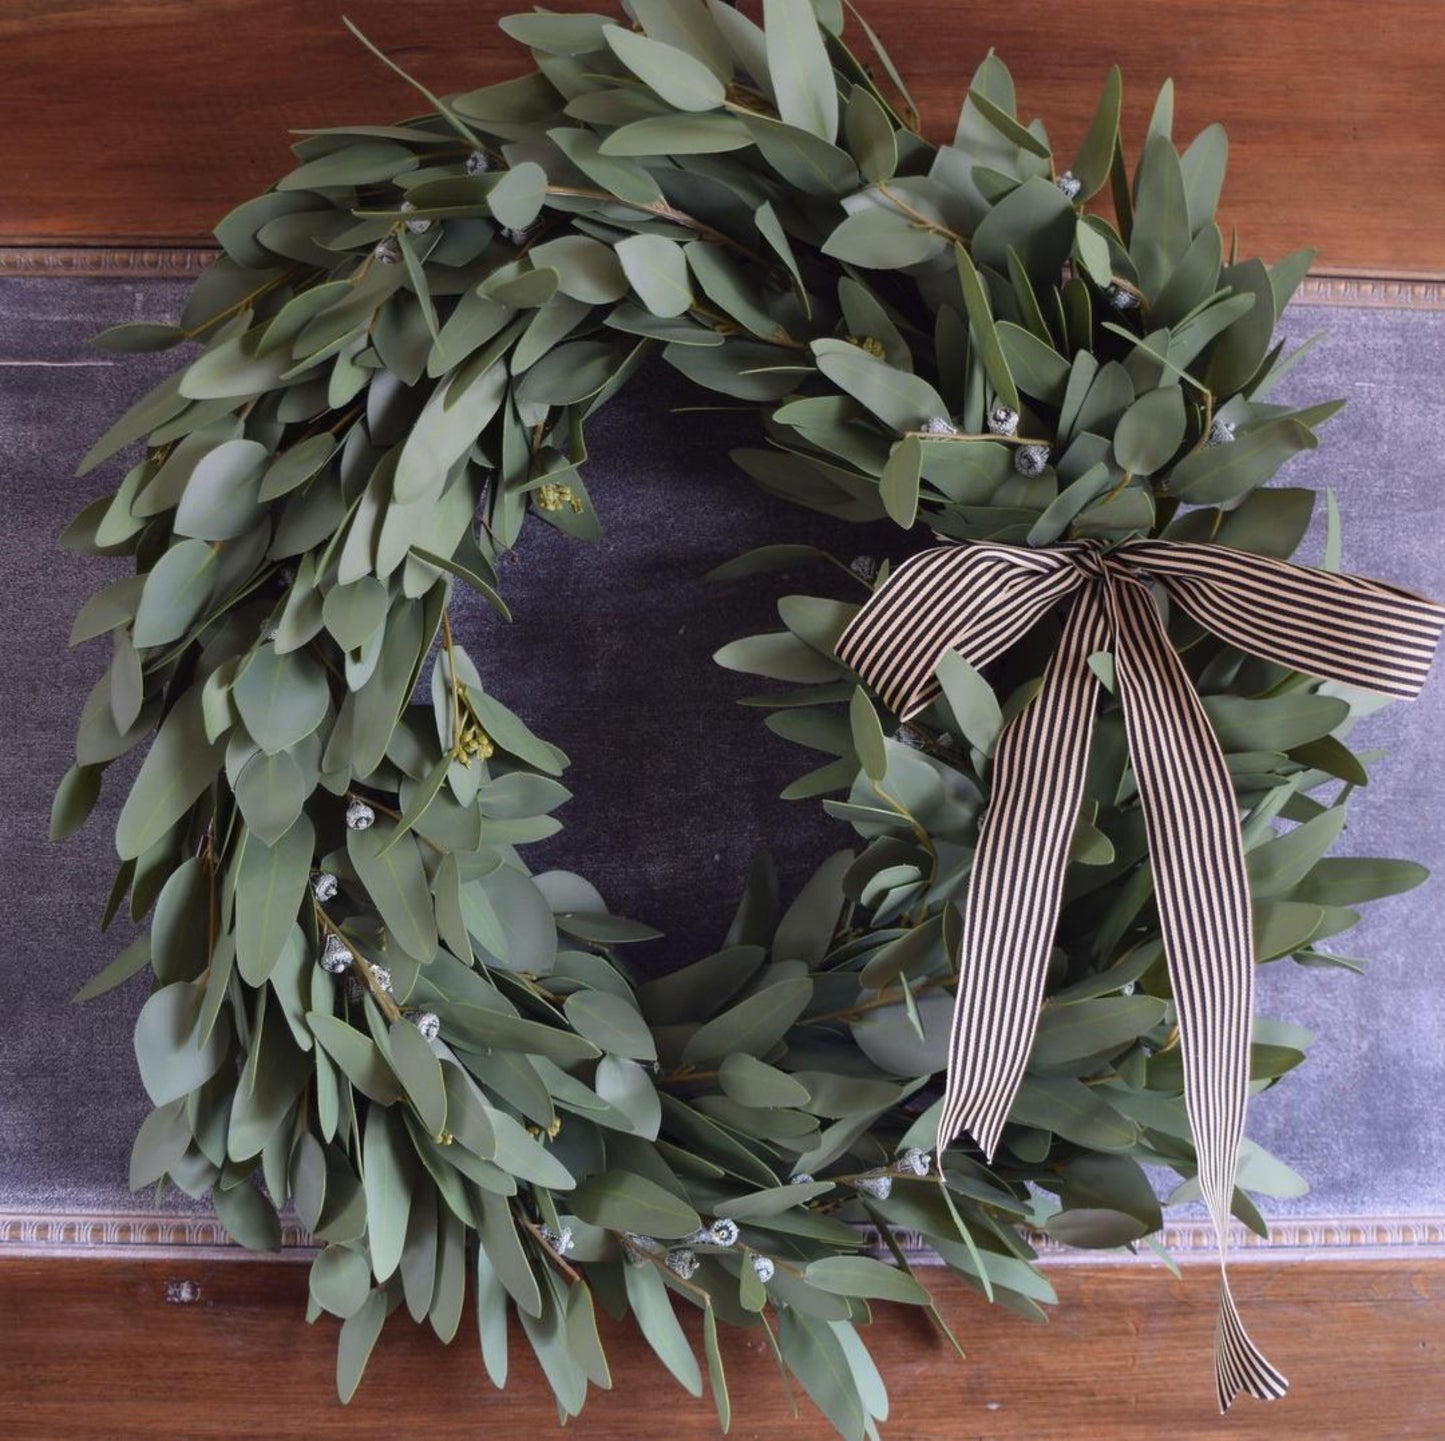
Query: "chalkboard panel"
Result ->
[[1, 277, 1440, 1226]]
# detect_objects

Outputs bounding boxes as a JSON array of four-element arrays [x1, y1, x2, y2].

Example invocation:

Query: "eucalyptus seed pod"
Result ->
[[345, 800, 375, 831], [370, 965, 393, 995], [1106, 282, 1140, 310], [710, 1218, 740, 1248], [750, 1254, 775, 1283], [897, 1147, 933, 1177], [1056, 170, 1083, 200], [413, 1011, 440, 1041], [922, 415, 958, 436], [664, 1248, 699, 1280], [850, 555, 879, 582], [373, 236, 402, 266], [986, 405, 1020, 437], [1014, 444, 1050, 477], [400, 200, 432, 234], [855, 1173, 893, 1200], [540, 1225, 575, 1256], [465, 150, 490, 175], [1206, 417, 1237, 447], [319, 934, 352, 974], [311, 871, 339, 903]]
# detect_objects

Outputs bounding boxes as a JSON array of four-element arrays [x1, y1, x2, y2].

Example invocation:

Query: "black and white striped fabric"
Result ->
[[837, 535, 1445, 1410]]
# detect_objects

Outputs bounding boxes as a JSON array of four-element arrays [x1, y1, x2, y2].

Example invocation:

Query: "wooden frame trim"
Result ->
[[1, 245, 1444, 309], [5, 1208, 1443, 1264]]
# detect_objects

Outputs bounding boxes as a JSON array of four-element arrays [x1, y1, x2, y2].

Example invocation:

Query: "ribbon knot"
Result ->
[[837, 534, 1445, 1410]]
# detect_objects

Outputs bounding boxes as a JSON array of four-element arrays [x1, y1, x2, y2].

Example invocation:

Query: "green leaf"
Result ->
[[235, 817, 313, 985], [323, 578, 390, 652], [879, 435, 921, 528], [1203, 693, 1349, 753], [50, 763, 103, 842], [812, 339, 946, 433], [935, 651, 1002, 755], [311, 1245, 374, 1319], [1130, 135, 1190, 299], [234, 750, 305, 845], [843, 85, 897, 183], [309, 1012, 404, 1104], [1166, 419, 1316, 504], [776, 1310, 867, 1441], [349, 821, 439, 963], [389, 1019, 448, 1136], [213, 1180, 283, 1251], [1180, 123, 1228, 234], [822, 206, 945, 268], [804, 1255, 931, 1304], [1072, 67, 1122, 199], [716, 1179, 834, 1218], [115, 686, 226, 861], [488, 161, 548, 230], [763, 0, 839, 142], [849, 686, 887, 781], [1030, 996, 1168, 1067], [615, 233, 694, 318], [1010, 1076, 1138, 1151], [336, 1288, 389, 1404], [1113, 386, 1186, 475], [955, 245, 1019, 412], [233, 645, 330, 755], [966, 87, 1050, 158], [624, 1258, 704, 1396], [603, 25, 727, 111], [718, 1053, 812, 1109], [363, 1104, 414, 1282], [600, 113, 753, 156], [995, 321, 1070, 405], [1045, 1207, 1150, 1249], [74, 933, 152, 1003], [173, 439, 268, 540], [134, 981, 228, 1105], [564, 991, 657, 1061], [570, 1169, 701, 1239], [682, 976, 815, 1065], [132, 539, 219, 649]]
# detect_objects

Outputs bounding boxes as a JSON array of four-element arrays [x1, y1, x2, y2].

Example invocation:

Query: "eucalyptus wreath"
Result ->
[[54, 1, 1428, 1433]]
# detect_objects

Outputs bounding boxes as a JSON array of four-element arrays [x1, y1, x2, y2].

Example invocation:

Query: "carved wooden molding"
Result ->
[[1, 246, 1444, 309], [4, 1208, 1443, 1264]]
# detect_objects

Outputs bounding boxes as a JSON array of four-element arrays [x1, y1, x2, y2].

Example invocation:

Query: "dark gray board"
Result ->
[[1, 276, 1440, 1222]]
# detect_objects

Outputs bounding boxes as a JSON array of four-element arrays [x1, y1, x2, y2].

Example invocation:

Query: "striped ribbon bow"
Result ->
[[837, 535, 1444, 1410]]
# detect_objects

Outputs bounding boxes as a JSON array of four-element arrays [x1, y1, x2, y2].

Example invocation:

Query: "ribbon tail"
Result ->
[[1106, 573, 1288, 1407], [938, 587, 1108, 1157], [1216, 1269, 1289, 1410]]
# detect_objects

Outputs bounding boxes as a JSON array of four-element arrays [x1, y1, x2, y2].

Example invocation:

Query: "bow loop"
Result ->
[[837, 534, 1445, 1411]]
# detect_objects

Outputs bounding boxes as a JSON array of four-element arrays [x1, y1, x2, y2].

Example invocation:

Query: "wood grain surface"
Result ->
[[2, 1255, 1442, 1437], [0, 1, 1441, 275]]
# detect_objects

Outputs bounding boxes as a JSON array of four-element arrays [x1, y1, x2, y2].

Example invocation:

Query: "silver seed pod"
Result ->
[[370, 965, 393, 995], [895, 725, 925, 750], [465, 150, 490, 176], [922, 415, 958, 436], [1105, 282, 1140, 311], [320, 934, 353, 974], [789, 1172, 814, 1186], [373, 236, 402, 266], [855, 1173, 893, 1200], [1056, 170, 1082, 201], [664, 1247, 699, 1280], [1206, 417, 1237, 447], [710, 1218, 740, 1248], [311, 871, 339, 904], [413, 1011, 440, 1041], [540, 1224, 574, 1256], [986, 405, 1020, 437], [400, 200, 432, 235], [1014, 444, 1050, 477], [345, 800, 375, 831], [897, 1147, 932, 1177], [621, 1232, 656, 1265], [750, 1254, 775, 1284], [849, 555, 879, 583]]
